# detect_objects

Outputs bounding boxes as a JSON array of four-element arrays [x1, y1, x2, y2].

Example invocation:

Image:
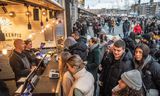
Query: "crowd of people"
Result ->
[[59, 16, 160, 96], [1, 15, 160, 96]]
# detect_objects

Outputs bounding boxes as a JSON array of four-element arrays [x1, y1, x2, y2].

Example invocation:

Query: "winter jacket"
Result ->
[[123, 20, 130, 33], [133, 55, 160, 94], [69, 42, 88, 61], [154, 49, 160, 64], [76, 37, 87, 44], [23, 49, 37, 65], [68, 68, 94, 96], [99, 42, 108, 63], [62, 71, 74, 96], [133, 25, 142, 35], [100, 49, 133, 96], [87, 44, 100, 81], [123, 38, 136, 55]]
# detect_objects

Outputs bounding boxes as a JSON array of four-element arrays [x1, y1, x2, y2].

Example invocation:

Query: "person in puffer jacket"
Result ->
[[133, 23, 142, 35], [63, 36, 87, 61], [133, 43, 160, 96], [99, 39, 133, 96]]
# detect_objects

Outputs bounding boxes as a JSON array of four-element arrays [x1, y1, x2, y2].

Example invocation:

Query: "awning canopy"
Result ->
[[0, 0, 64, 11], [78, 8, 97, 16]]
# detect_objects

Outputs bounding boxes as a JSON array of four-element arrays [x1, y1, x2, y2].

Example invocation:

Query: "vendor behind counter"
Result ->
[[9, 39, 34, 86], [14, 50, 55, 95], [23, 39, 38, 66], [0, 39, 56, 95]]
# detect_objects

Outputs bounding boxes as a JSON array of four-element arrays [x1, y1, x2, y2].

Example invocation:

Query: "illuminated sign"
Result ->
[[0, 17, 22, 41], [0, 17, 12, 26]]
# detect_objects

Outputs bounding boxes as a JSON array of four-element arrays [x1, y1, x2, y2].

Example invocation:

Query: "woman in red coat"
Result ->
[[133, 23, 142, 35]]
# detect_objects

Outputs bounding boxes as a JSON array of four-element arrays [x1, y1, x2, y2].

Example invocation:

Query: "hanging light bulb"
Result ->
[[9, 11, 15, 17], [25, 11, 32, 16], [56, 20, 59, 24], [41, 29, 45, 33], [52, 19, 55, 23], [42, 10, 47, 16], [2, 48, 7, 55], [28, 34, 33, 39], [46, 17, 48, 22], [46, 24, 50, 28], [40, 21, 44, 27]]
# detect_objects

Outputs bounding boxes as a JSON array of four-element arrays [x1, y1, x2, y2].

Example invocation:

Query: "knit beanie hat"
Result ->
[[121, 70, 142, 90], [135, 43, 150, 59], [64, 36, 77, 48]]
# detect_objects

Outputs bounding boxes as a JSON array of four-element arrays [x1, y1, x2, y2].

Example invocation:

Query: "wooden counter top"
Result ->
[[32, 56, 61, 96]]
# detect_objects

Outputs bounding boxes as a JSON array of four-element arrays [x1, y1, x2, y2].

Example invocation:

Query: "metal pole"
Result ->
[[138, 0, 141, 16], [150, 0, 154, 16], [65, 0, 72, 36]]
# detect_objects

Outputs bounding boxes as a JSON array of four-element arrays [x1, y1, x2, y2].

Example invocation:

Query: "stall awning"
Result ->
[[0, 0, 64, 11], [25, 0, 64, 11], [46, 0, 64, 10], [78, 8, 97, 16]]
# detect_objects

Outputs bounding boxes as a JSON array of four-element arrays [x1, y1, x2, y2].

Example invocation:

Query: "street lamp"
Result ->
[[138, 0, 141, 16]]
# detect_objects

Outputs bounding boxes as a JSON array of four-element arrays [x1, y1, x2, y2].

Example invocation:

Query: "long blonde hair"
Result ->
[[67, 54, 84, 70], [59, 51, 71, 76]]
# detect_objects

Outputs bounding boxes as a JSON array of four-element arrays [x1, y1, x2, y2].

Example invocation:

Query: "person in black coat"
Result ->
[[71, 31, 87, 44], [23, 39, 37, 66], [154, 49, 160, 64], [71, 32, 88, 60], [9, 39, 32, 84], [64, 36, 87, 61], [133, 43, 160, 95], [87, 37, 101, 96], [123, 20, 130, 38], [99, 39, 133, 96], [123, 32, 136, 55], [69, 42, 88, 61]]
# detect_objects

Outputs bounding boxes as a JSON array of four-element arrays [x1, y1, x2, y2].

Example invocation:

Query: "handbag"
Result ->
[[142, 81, 159, 96]]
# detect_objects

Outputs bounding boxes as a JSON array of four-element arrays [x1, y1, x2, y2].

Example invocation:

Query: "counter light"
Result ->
[[2, 48, 7, 55]]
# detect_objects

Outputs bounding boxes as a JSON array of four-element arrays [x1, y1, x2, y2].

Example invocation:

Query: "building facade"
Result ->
[[131, 2, 160, 17], [87, 8, 128, 16]]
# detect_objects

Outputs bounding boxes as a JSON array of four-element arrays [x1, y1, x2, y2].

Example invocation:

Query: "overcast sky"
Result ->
[[84, 0, 160, 9]]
